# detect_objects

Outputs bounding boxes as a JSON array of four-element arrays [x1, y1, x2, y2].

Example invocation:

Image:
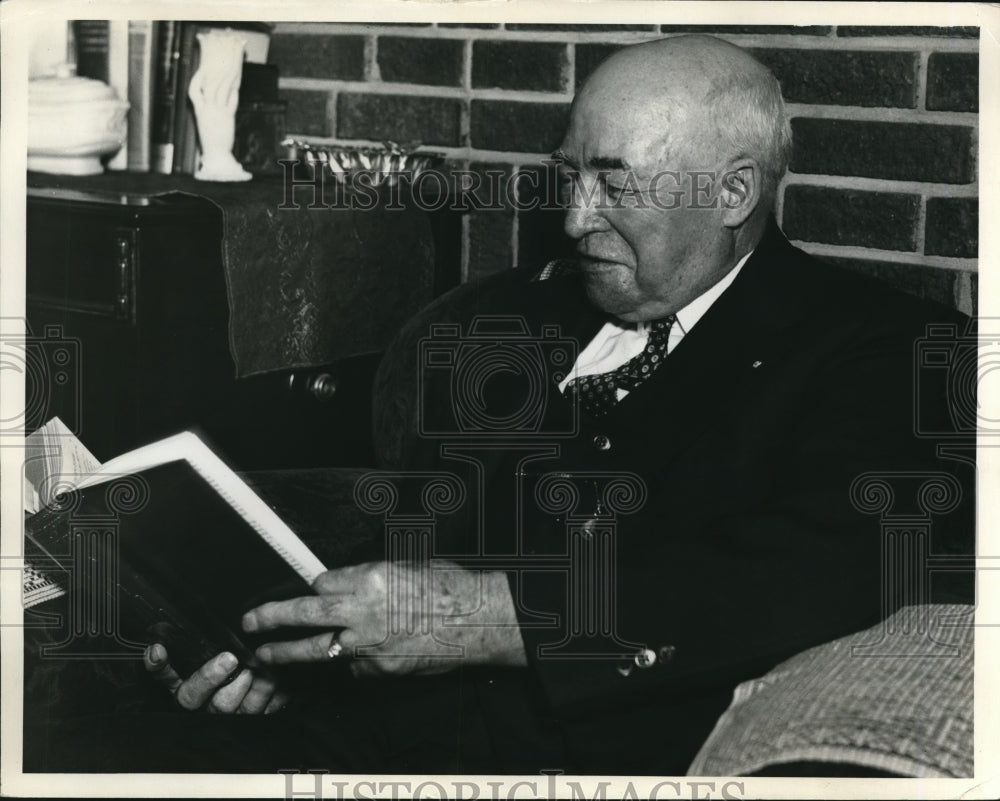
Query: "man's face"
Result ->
[[555, 98, 732, 323]]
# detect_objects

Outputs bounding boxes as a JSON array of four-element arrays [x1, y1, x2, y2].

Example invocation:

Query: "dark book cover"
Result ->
[[171, 22, 201, 175], [73, 20, 110, 83], [150, 21, 181, 174], [25, 458, 318, 679], [126, 21, 156, 172]]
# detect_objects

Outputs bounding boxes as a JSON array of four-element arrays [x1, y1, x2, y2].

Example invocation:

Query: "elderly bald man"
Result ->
[[141, 35, 972, 775]]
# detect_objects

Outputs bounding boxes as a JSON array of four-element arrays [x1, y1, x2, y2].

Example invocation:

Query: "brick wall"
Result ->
[[271, 23, 979, 315]]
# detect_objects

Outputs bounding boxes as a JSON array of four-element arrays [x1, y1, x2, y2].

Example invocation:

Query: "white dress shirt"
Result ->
[[558, 252, 752, 400]]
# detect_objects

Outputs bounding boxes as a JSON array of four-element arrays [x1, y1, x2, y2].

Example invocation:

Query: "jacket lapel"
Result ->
[[600, 221, 823, 471]]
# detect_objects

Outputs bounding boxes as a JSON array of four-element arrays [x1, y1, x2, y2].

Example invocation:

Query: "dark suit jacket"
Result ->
[[392, 220, 975, 774]]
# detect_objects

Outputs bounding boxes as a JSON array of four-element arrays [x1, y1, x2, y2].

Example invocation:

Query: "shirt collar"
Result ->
[[636, 249, 753, 336]]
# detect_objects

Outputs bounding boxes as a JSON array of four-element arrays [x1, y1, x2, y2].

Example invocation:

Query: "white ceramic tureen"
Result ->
[[28, 76, 129, 175]]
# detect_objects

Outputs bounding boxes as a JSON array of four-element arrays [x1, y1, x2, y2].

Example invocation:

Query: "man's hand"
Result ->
[[242, 561, 527, 677], [144, 644, 288, 714]]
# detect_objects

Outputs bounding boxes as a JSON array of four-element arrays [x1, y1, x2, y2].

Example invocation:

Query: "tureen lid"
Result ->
[[29, 76, 121, 106]]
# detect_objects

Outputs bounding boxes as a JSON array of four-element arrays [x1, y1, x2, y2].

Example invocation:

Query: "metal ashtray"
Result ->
[[282, 138, 445, 186]]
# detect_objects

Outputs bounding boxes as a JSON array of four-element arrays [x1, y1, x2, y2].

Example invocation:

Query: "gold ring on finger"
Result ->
[[326, 631, 343, 660]]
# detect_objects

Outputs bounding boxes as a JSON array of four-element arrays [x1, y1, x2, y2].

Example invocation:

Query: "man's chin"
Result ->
[[580, 270, 639, 318]]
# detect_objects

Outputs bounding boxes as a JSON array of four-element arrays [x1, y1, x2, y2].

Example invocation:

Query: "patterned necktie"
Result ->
[[566, 316, 676, 418]]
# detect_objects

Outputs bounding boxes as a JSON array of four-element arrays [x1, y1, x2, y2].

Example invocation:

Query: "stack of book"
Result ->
[[72, 20, 275, 175]]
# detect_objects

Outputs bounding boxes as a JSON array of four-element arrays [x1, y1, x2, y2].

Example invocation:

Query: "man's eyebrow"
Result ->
[[549, 150, 630, 172], [589, 156, 630, 171], [551, 149, 578, 168]]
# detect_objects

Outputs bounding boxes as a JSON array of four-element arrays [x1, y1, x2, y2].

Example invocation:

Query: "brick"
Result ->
[[268, 34, 365, 80], [458, 161, 565, 214], [378, 36, 463, 87], [505, 24, 657, 32], [513, 162, 560, 206], [472, 41, 568, 92], [281, 89, 331, 137], [925, 197, 977, 258], [751, 49, 918, 108], [575, 43, 625, 87], [660, 25, 832, 35], [783, 185, 920, 251], [471, 100, 570, 153], [837, 26, 979, 38], [927, 52, 979, 112], [790, 119, 975, 184], [337, 94, 463, 147], [823, 257, 958, 309], [468, 162, 513, 209], [468, 210, 515, 281]]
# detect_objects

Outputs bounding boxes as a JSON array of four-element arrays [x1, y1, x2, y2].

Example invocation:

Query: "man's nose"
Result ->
[[563, 178, 611, 240]]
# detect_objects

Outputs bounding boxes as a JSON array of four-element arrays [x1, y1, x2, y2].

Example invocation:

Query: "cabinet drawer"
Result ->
[[27, 204, 136, 320]]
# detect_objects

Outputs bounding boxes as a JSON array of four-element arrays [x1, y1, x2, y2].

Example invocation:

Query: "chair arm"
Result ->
[[687, 604, 974, 778]]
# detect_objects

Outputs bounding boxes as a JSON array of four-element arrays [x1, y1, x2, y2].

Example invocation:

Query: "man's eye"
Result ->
[[557, 172, 578, 203], [604, 182, 624, 199]]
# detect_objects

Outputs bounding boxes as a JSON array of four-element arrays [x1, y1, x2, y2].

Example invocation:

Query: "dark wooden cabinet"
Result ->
[[26, 177, 458, 468]]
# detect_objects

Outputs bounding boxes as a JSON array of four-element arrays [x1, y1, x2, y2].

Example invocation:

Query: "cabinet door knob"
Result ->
[[115, 231, 133, 320], [288, 371, 339, 400], [308, 372, 338, 400]]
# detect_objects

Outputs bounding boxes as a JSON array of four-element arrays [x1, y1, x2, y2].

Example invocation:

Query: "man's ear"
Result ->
[[719, 159, 761, 228]]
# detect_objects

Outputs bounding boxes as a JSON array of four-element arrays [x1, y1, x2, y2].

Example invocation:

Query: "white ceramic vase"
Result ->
[[189, 29, 252, 182]]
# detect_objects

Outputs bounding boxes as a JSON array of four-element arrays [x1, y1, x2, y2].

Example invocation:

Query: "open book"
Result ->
[[23, 419, 326, 676]]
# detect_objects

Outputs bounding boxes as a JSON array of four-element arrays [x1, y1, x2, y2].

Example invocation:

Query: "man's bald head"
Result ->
[[575, 35, 792, 209], [555, 36, 793, 321]]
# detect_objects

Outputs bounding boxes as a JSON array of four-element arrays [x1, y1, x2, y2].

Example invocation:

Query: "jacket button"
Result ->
[[658, 645, 677, 664], [592, 434, 611, 451], [634, 648, 657, 668]]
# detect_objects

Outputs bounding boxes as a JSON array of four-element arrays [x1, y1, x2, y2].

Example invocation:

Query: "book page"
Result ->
[[21, 417, 93, 606], [74, 430, 194, 488], [23, 416, 101, 513]]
